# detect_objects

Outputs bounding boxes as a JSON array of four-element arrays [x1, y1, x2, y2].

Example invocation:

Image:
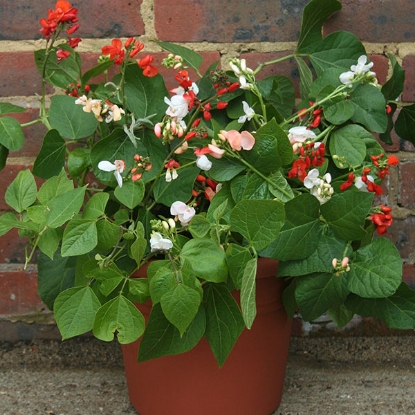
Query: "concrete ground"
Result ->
[[1, 334, 415, 415]]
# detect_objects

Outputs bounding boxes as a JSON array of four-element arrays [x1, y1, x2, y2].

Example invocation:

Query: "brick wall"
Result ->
[[1, 0, 415, 339]]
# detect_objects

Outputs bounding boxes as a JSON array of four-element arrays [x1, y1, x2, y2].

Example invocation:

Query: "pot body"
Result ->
[[121, 258, 292, 415]]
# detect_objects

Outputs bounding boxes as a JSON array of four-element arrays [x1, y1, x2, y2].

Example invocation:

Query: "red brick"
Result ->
[[0, 264, 45, 316], [0, 228, 28, 264], [0, 52, 49, 98], [398, 161, 415, 209], [0, 0, 144, 41], [324, 0, 415, 43], [402, 55, 415, 103], [403, 264, 415, 290], [385, 216, 415, 260], [154, 0, 306, 43]]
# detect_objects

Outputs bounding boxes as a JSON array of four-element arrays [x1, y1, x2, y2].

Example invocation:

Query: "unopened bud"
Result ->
[[332, 258, 338, 268]]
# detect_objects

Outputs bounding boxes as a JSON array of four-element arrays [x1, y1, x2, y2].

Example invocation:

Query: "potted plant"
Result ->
[[1, 0, 415, 413]]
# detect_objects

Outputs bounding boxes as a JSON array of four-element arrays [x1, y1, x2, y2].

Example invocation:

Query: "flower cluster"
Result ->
[[1, 0, 414, 365]]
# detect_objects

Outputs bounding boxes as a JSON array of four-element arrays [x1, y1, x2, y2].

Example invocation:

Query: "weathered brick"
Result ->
[[0, 265, 45, 316], [0, 52, 49, 98], [385, 216, 415, 260], [0, 0, 144, 41], [155, 0, 307, 43], [398, 160, 415, 209], [325, 0, 415, 43], [402, 55, 415, 103], [0, 228, 28, 264]]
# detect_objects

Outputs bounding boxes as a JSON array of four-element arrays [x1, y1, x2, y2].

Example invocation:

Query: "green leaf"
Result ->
[[90, 129, 140, 187], [138, 303, 206, 362], [395, 104, 415, 145], [154, 166, 200, 206], [35, 45, 80, 89], [46, 186, 87, 228], [203, 283, 245, 367], [295, 272, 349, 321], [114, 180, 145, 209], [32, 129, 66, 179], [68, 147, 90, 178], [348, 238, 402, 298], [381, 54, 405, 101], [0, 103, 25, 116], [188, 214, 211, 238], [296, 0, 342, 53], [37, 169, 74, 205], [96, 219, 121, 251], [323, 99, 355, 125], [346, 283, 415, 329], [129, 236, 147, 265], [327, 304, 354, 328], [93, 296, 145, 344], [5, 169, 37, 213], [230, 199, 285, 251], [260, 193, 322, 261], [83, 192, 110, 220], [38, 227, 63, 259], [329, 124, 369, 169], [61, 219, 98, 257], [49, 95, 98, 139], [226, 244, 253, 289], [320, 191, 373, 241], [0, 116, 24, 151], [124, 64, 169, 121], [81, 60, 114, 85], [54, 286, 101, 339], [0, 212, 18, 236], [181, 239, 228, 283], [295, 56, 314, 100], [148, 264, 176, 304], [277, 228, 349, 277], [240, 258, 257, 329], [37, 252, 76, 310], [158, 42, 203, 72], [160, 283, 201, 336], [0, 144, 9, 171], [127, 278, 149, 303], [309, 31, 366, 75], [243, 119, 293, 174], [350, 84, 387, 133]]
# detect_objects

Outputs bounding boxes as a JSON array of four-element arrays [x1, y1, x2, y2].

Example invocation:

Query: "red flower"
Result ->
[[388, 155, 399, 166], [56, 48, 70, 63], [340, 173, 355, 191], [137, 55, 158, 77], [370, 210, 393, 235], [102, 39, 124, 64], [67, 37, 81, 48], [288, 159, 308, 182]]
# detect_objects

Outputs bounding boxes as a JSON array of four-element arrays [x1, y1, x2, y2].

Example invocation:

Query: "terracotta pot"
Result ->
[[121, 258, 292, 415]]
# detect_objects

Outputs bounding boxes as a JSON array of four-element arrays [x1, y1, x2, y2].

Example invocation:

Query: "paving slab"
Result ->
[[1, 335, 414, 415]]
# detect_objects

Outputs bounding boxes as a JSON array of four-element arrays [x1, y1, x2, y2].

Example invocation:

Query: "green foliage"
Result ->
[[0, 0, 413, 368]]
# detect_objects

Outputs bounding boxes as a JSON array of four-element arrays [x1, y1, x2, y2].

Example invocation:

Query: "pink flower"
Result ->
[[218, 130, 255, 151]]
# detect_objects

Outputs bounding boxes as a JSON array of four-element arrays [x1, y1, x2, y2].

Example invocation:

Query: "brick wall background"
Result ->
[[1, 0, 415, 340]]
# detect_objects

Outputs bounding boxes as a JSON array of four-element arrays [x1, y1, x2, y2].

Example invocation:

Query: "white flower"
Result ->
[[98, 159, 126, 188], [339, 70, 355, 87], [239, 75, 253, 90], [150, 232, 173, 252], [170, 201, 196, 226], [351, 55, 374, 76], [304, 169, 333, 204], [196, 155, 212, 171], [164, 94, 189, 120], [238, 101, 255, 123], [288, 126, 317, 145]]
